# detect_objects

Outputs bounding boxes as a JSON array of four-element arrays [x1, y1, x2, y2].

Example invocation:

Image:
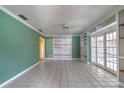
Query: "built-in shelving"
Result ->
[[53, 36, 72, 60]]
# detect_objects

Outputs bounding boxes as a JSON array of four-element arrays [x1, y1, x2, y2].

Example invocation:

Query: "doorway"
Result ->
[[40, 37, 45, 63]]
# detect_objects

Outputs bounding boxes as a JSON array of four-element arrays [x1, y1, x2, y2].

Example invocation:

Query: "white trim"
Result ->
[[48, 58, 73, 60], [90, 21, 117, 36], [45, 58, 80, 61], [116, 12, 120, 80], [45, 58, 55, 60], [96, 22, 117, 32], [72, 58, 81, 60], [80, 35, 81, 60], [52, 37, 55, 58], [86, 6, 124, 34], [0, 5, 44, 36], [0, 62, 40, 88], [71, 35, 80, 36], [69, 35, 72, 59], [45, 58, 72, 61]]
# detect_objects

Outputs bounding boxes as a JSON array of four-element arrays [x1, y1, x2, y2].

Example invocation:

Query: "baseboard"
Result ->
[[45, 58, 55, 60], [72, 58, 81, 60], [45, 58, 72, 60], [0, 62, 40, 88], [45, 58, 81, 61]]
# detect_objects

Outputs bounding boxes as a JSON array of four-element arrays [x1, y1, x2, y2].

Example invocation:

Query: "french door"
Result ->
[[96, 35, 105, 68], [106, 32, 117, 74], [91, 31, 117, 74]]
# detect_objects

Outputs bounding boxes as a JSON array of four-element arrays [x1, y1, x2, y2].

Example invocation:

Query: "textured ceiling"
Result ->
[[4, 5, 119, 35]]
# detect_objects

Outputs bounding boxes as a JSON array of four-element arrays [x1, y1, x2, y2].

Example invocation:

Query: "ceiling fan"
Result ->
[[62, 24, 70, 31]]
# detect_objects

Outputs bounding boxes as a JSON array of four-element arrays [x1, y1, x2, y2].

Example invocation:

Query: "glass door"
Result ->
[[91, 22, 117, 75], [91, 31, 117, 74], [96, 35, 105, 67], [106, 32, 117, 73]]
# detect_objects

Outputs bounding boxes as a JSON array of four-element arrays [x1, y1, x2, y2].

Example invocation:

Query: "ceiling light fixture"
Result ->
[[63, 24, 69, 31]]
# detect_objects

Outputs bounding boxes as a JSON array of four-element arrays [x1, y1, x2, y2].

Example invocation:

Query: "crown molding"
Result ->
[[0, 5, 44, 36]]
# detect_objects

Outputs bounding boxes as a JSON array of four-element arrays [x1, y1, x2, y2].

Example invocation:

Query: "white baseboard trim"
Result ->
[[0, 62, 40, 88], [45, 58, 55, 60], [72, 58, 81, 60], [45, 58, 81, 61], [45, 58, 72, 60]]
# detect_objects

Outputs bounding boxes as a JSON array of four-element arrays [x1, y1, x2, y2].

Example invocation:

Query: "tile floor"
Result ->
[[3, 60, 124, 88]]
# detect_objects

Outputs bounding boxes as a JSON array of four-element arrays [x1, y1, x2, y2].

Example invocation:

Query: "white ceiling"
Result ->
[[4, 5, 119, 35]]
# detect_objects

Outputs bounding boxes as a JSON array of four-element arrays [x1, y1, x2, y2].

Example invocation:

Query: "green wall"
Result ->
[[87, 35, 91, 62], [45, 37, 53, 58], [0, 11, 41, 84], [72, 36, 81, 58]]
